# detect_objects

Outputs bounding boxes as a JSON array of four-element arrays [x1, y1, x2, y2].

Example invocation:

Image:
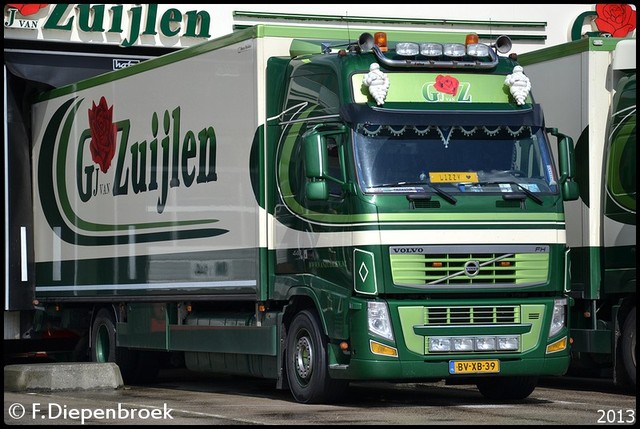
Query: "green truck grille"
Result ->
[[390, 251, 549, 286], [425, 306, 520, 324], [398, 304, 545, 356]]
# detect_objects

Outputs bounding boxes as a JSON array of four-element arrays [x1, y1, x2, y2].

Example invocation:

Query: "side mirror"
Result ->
[[303, 129, 326, 179], [561, 176, 580, 201], [302, 128, 329, 200], [548, 128, 579, 201], [306, 180, 329, 201], [302, 124, 347, 201]]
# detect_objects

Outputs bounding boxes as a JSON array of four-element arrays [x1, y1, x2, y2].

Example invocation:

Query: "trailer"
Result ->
[[520, 36, 636, 388], [7, 24, 579, 403]]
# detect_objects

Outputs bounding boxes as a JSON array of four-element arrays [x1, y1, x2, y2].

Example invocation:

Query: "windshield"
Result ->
[[353, 123, 558, 195]]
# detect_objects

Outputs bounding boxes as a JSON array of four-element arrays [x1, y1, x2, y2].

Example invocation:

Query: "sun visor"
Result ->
[[340, 103, 545, 128]]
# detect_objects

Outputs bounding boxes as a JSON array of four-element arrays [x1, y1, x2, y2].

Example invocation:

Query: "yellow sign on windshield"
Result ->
[[430, 172, 479, 183]]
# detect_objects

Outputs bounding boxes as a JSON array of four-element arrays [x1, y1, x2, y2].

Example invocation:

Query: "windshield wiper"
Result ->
[[475, 181, 543, 205], [372, 181, 426, 188], [423, 183, 457, 205], [371, 181, 457, 205]]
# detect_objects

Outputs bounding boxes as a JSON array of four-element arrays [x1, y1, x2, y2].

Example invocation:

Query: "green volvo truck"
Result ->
[[520, 37, 636, 388], [9, 25, 580, 403]]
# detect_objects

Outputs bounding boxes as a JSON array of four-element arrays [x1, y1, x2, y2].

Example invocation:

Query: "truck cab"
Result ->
[[264, 30, 578, 402]]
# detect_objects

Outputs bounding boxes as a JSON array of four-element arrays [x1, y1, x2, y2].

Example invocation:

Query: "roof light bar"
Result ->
[[358, 32, 511, 69]]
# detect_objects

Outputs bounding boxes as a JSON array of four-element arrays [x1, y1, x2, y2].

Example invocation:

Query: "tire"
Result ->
[[621, 307, 636, 386], [476, 376, 538, 401], [91, 308, 139, 383], [286, 310, 348, 404]]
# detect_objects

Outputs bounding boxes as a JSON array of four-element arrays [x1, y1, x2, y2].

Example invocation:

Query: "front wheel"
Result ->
[[285, 310, 348, 404], [476, 376, 538, 401], [621, 307, 636, 386]]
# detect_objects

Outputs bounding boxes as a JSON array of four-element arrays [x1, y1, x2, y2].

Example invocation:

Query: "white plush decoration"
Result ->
[[363, 63, 390, 106], [504, 65, 531, 106]]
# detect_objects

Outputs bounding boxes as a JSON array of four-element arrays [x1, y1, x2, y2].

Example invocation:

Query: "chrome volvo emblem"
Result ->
[[463, 260, 481, 277]]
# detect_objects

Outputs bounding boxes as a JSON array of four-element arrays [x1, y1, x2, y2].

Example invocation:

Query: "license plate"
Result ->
[[429, 172, 479, 183], [449, 359, 500, 374]]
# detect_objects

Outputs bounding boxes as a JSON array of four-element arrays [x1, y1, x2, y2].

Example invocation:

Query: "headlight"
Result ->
[[548, 298, 567, 337], [368, 301, 394, 341]]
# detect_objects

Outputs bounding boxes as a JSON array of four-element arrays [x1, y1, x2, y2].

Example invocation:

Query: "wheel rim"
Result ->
[[631, 327, 636, 369], [294, 332, 314, 383], [95, 324, 110, 362]]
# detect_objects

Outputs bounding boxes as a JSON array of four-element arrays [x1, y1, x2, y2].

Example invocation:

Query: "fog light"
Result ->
[[397, 42, 419, 56], [444, 43, 466, 57], [420, 43, 443, 57], [475, 337, 496, 351], [497, 336, 519, 351], [467, 43, 490, 57], [452, 337, 474, 351], [429, 337, 451, 352]]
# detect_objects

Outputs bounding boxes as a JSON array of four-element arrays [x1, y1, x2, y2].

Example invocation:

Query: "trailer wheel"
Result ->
[[621, 307, 636, 386], [286, 310, 347, 404], [91, 308, 138, 383], [476, 376, 538, 401]]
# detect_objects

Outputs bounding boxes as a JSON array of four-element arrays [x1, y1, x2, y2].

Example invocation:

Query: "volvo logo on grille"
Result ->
[[464, 260, 481, 277]]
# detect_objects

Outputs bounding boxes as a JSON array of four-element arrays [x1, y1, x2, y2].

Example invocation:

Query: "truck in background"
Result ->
[[520, 37, 636, 388], [7, 24, 579, 403]]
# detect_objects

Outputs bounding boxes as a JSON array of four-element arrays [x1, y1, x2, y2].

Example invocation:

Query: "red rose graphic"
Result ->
[[6, 4, 48, 16], [88, 96, 118, 174], [434, 75, 459, 96], [594, 4, 636, 37]]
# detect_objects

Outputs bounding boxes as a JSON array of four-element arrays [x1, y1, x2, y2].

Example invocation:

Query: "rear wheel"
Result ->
[[286, 310, 348, 404], [91, 308, 139, 383], [476, 376, 538, 400], [621, 307, 636, 386]]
